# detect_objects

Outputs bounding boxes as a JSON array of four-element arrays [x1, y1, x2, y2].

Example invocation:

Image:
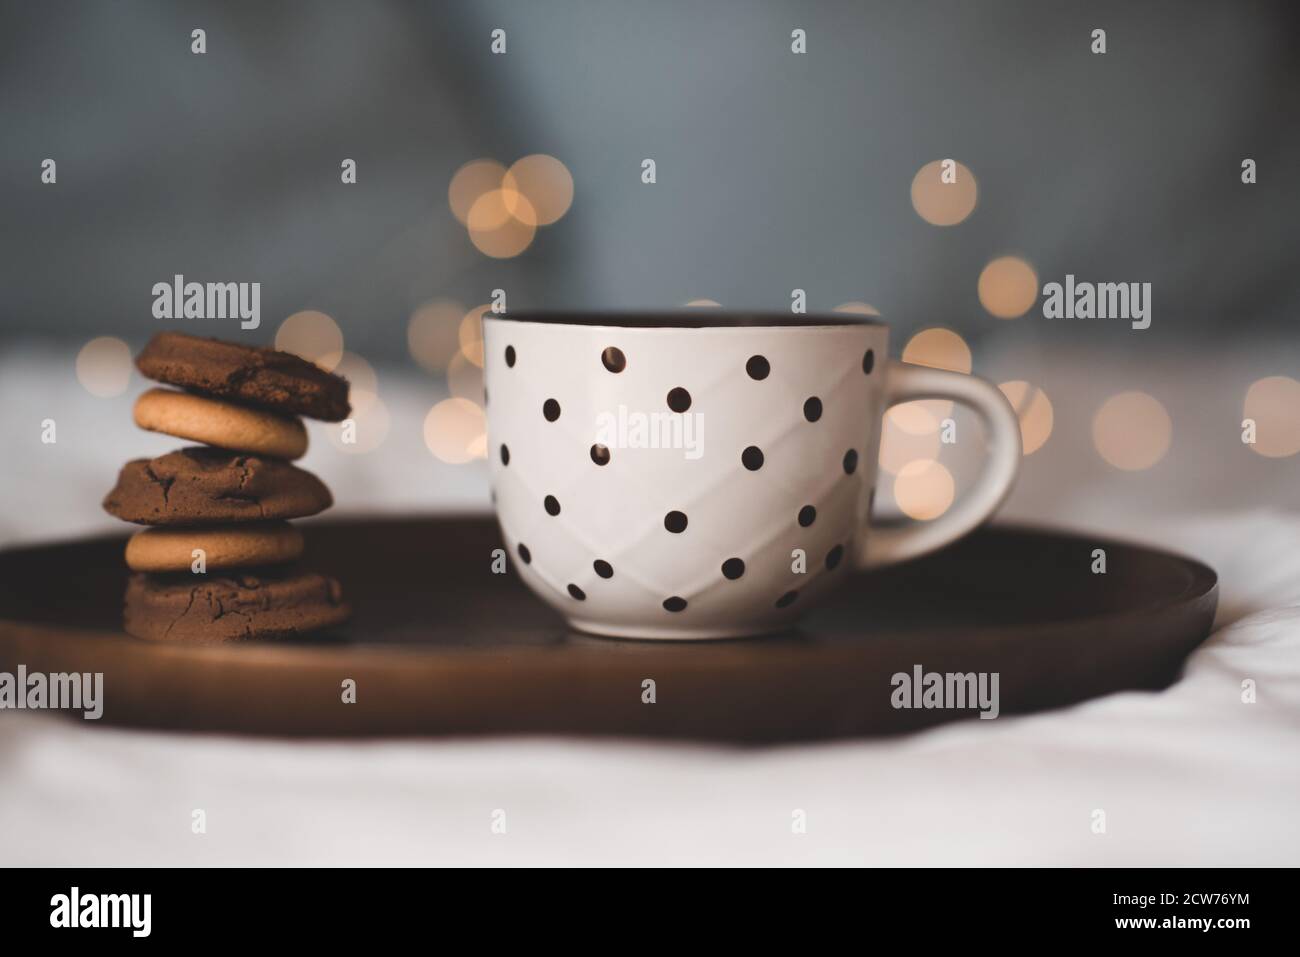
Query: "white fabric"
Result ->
[[1, 344, 1297, 865]]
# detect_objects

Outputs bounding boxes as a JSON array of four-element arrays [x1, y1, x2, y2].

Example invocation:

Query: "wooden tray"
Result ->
[[0, 516, 1218, 742]]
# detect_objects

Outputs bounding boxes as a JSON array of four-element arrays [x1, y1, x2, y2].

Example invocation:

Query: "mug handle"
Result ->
[[857, 360, 1022, 569]]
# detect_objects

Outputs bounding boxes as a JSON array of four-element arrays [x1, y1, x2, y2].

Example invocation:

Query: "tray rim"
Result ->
[[0, 517, 1219, 664]]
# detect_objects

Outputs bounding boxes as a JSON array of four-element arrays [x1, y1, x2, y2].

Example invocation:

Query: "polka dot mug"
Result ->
[[484, 312, 1021, 639]]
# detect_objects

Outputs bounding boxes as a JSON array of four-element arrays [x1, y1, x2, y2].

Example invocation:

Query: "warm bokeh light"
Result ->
[[326, 389, 389, 455], [332, 352, 378, 413], [448, 159, 507, 226], [894, 460, 955, 520], [458, 304, 490, 368], [467, 189, 537, 258], [683, 299, 722, 308], [878, 408, 942, 475], [901, 327, 971, 373], [1092, 391, 1172, 470], [910, 159, 978, 226], [998, 380, 1054, 455], [891, 328, 971, 433], [502, 154, 574, 226], [75, 336, 133, 397], [275, 310, 344, 371], [407, 299, 465, 373], [886, 400, 942, 436], [978, 256, 1039, 319], [1243, 376, 1300, 458], [834, 301, 881, 316], [448, 350, 485, 404], [466, 187, 516, 232], [423, 397, 487, 465]]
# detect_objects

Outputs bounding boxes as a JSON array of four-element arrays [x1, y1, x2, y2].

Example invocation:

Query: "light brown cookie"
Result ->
[[125, 521, 304, 572], [134, 387, 308, 459]]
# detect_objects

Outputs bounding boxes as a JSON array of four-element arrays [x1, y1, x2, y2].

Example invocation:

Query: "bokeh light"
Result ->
[[467, 189, 537, 258], [332, 352, 378, 413], [834, 301, 881, 316], [878, 409, 942, 475], [886, 401, 942, 437], [466, 432, 489, 460], [448, 350, 485, 404], [910, 159, 978, 226], [75, 336, 133, 397], [978, 256, 1039, 319], [458, 304, 490, 368], [448, 159, 507, 226], [466, 186, 516, 232], [998, 380, 1054, 455], [893, 327, 971, 431], [326, 389, 390, 455], [894, 460, 955, 520], [683, 299, 722, 308], [901, 327, 971, 373], [502, 154, 574, 226], [424, 397, 488, 465], [275, 310, 344, 371], [407, 299, 465, 372], [1092, 391, 1172, 470], [1243, 376, 1300, 458]]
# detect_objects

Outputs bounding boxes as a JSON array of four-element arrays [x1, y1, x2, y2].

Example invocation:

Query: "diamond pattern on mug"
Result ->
[[483, 319, 885, 635]]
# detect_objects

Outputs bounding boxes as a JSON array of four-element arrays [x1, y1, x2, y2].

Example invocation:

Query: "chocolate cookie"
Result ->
[[136, 331, 351, 421], [104, 447, 332, 525], [124, 569, 350, 642]]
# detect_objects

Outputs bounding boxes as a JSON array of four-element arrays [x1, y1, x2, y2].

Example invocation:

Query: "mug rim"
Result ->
[[485, 310, 885, 329]]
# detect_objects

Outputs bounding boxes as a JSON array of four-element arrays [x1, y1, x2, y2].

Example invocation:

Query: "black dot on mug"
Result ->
[[499, 444, 510, 466], [544, 495, 561, 516], [803, 397, 822, 422], [590, 443, 610, 466], [862, 349, 875, 375], [843, 449, 859, 474], [505, 345, 516, 368], [543, 398, 561, 422], [483, 387, 488, 406], [721, 558, 745, 580], [746, 355, 770, 380], [775, 590, 799, 609], [664, 510, 688, 533], [663, 596, 687, 613], [567, 584, 586, 601], [826, 544, 845, 571], [666, 387, 692, 413], [798, 505, 816, 527], [593, 559, 613, 579], [517, 543, 531, 564], [742, 446, 764, 471], [601, 346, 626, 373]]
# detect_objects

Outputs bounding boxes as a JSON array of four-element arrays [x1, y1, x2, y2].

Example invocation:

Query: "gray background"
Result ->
[[2, 0, 1298, 359]]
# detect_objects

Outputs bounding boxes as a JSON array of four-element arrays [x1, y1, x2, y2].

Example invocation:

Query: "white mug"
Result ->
[[483, 312, 1020, 639]]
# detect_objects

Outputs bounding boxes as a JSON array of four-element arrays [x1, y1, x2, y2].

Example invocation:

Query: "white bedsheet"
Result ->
[[1, 344, 1297, 866]]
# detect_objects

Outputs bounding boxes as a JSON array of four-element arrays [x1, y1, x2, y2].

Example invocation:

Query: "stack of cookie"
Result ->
[[103, 332, 352, 642]]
